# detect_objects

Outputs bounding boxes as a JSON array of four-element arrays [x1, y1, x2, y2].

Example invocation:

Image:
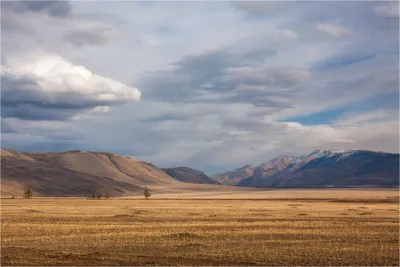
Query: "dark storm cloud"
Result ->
[[139, 49, 305, 108], [0, 72, 133, 121], [1, 105, 78, 121], [139, 50, 239, 102], [1, 1, 72, 18]]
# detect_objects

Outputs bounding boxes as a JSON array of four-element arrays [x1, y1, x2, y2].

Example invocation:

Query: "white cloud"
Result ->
[[1, 51, 141, 120], [316, 21, 350, 37], [3, 51, 141, 102], [374, 3, 399, 18], [91, 106, 110, 113]]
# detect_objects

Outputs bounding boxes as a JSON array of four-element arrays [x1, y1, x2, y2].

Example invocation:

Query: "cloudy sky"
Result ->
[[1, 1, 399, 174]]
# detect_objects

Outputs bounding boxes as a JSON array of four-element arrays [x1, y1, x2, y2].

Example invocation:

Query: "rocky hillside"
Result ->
[[213, 150, 399, 188]]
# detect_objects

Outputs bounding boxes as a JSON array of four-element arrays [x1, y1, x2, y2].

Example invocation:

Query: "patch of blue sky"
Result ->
[[282, 106, 351, 126], [312, 54, 377, 71], [282, 91, 399, 126]]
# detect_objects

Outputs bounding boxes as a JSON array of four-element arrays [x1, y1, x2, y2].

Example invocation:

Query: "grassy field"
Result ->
[[1, 190, 399, 266]]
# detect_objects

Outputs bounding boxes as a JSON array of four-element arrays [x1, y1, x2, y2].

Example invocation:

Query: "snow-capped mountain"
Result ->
[[212, 149, 399, 188], [306, 149, 358, 162]]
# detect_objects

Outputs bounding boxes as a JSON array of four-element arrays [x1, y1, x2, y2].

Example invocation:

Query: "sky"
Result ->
[[1, 1, 399, 175]]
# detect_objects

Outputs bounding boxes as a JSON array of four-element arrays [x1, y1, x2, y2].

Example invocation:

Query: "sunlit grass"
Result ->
[[1, 195, 399, 266]]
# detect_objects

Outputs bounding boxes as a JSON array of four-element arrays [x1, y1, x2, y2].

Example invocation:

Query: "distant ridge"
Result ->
[[162, 167, 220, 185], [212, 149, 399, 188]]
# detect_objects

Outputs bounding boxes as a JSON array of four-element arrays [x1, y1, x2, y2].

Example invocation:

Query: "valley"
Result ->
[[1, 148, 399, 266], [1, 191, 398, 266]]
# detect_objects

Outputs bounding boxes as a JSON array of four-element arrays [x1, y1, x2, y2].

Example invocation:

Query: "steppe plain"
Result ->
[[1, 189, 399, 266]]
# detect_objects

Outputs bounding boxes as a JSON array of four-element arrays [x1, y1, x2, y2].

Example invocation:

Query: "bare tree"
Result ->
[[105, 191, 110, 199], [23, 188, 32, 199], [143, 187, 151, 200]]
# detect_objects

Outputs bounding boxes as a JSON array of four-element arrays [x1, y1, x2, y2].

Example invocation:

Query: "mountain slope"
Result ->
[[214, 150, 399, 188], [2, 150, 235, 197], [1, 151, 140, 197], [162, 167, 220, 184]]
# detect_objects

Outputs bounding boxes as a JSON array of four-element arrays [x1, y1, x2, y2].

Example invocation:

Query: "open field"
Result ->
[[1, 189, 399, 266], [130, 187, 400, 199]]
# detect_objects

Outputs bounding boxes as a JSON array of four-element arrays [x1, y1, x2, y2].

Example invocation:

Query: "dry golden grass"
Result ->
[[1, 189, 399, 266]]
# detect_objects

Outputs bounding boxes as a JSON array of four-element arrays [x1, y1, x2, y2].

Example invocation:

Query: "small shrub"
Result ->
[[143, 187, 151, 200]]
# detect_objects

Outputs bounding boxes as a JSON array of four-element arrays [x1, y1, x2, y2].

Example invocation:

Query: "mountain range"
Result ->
[[1, 149, 398, 197], [212, 150, 399, 188]]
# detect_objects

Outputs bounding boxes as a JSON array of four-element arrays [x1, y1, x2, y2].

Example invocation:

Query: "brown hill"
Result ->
[[1, 149, 257, 197], [1, 149, 181, 197]]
